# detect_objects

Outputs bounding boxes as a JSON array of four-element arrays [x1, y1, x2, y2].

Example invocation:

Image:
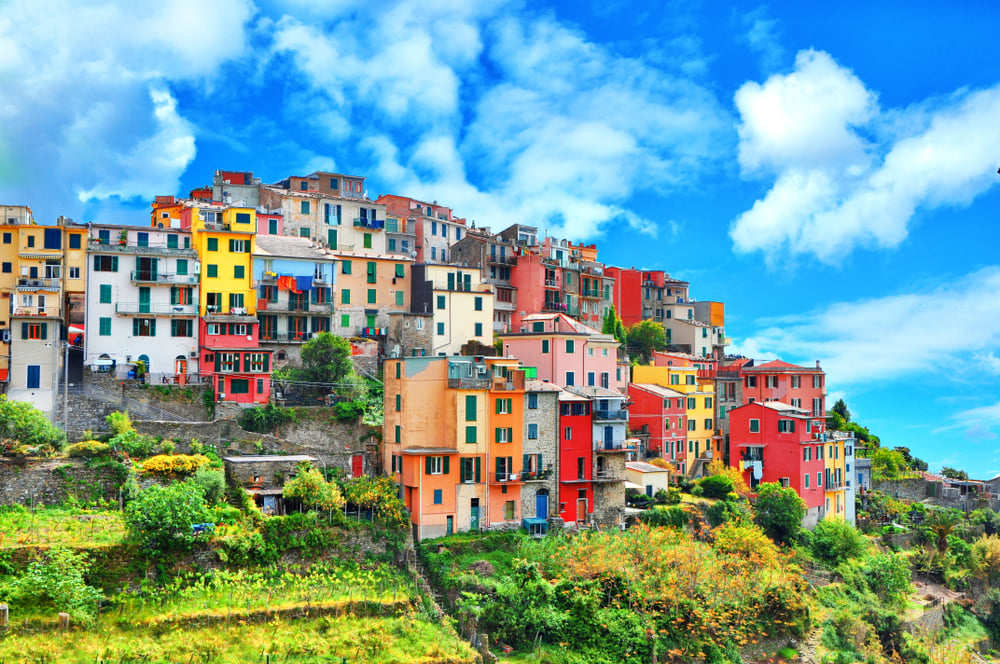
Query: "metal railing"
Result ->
[[593, 409, 627, 421], [130, 271, 199, 285], [16, 277, 61, 288], [10, 306, 61, 317], [115, 302, 198, 315], [594, 439, 632, 452], [260, 331, 314, 343]]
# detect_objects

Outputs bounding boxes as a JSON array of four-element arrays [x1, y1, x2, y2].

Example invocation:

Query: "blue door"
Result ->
[[535, 491, 549, 519], [26, 365, 40, 389], [470, 500, 480, 530], [604, 426, 614, 449]]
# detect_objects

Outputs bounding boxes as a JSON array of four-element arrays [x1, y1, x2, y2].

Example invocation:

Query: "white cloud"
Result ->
[[268, 2, 732, 241], [0, 0, 254, 221], [736, 266, 1000, 385], [737, 7, 784, 73], [731, 49, 1000, 262]]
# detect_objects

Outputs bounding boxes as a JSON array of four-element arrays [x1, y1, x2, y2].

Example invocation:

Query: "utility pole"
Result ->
[[63, 339, 69, 436]]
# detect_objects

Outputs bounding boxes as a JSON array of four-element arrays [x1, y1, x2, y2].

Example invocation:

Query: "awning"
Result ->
[[623, 481, 644, 490]]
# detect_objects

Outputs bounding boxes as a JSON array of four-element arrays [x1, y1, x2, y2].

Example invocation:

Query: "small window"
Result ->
[[300, 201, 310, 214], [234, 265, 245, 279], [207, 237, 218, 251], [527, 393, 538, 409], [207, 264, 218, 278], [749, 419, 760, 433]]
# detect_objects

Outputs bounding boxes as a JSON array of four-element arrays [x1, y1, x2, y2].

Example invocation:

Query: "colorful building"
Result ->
[[627, 383, 687, 462], [84, 224, 200, 381], [331, 251, 412, 341], [741, 359, 827, 417], [499, 313, 618, 390], [376, 195, 465, 264], [521, 380, 561, 524], [409, 263, 493, 356], [557, 389, 594, 525]]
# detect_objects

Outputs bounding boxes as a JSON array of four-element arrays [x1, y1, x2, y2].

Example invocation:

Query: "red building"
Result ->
[[741, 360, 826, 418], [728, 402, 825, 512], [558, 390, 594, 525], [627, 383, 686, 462], [199, 318, 272, 405], [605, 268, 691, 327]]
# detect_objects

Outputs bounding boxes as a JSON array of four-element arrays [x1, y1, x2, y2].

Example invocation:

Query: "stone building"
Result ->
[[520, 380, 560, 524]]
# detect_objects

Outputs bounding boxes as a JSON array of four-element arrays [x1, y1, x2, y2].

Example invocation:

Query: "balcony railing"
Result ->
[[259, 331, 314, 343], [89, 240, 198, 256], [521, 469, 552, 482], [488, 254, 517, 265], [130, 271, 199, 285], [594, 439, 633, 452], [447, 376, 491, 389], [353, 217, 386, 229], [16, 277, 60, 289], [258, 300, 334, 313], [493, 472, 522, 483], [11, 306, 60, 317], [115, 302, 198, 316], [593, 470, 622, 482], [593, 409, 627, 421]]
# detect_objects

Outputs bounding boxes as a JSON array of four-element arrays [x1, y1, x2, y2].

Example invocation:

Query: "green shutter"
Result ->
[[459, 459, 467, 483], [233, 353, 240, 372], [475, 457, 481, 483], [214, 353, 221, 373], [506, 398, 512, 412], [443, 456, 450, 474], [132, 319, 139, 336], [465, 426, 476, 444], [495, 399, 501, 414], [21, 323, 28, 339], [425, 457, 432, 475], [495, 428, 501, 443], [263, 353, 270, 372], [507, 427, 513, 441], [93, 255, 99, 271], [465, 395, 476, 421], [523, 454, 529, 472], [112, 256, 118, 272]]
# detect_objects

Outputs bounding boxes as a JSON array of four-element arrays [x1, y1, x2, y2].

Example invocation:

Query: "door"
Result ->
[[446, 516, 454, 535], [26, 365, 40, 389], [535, 490, 549, 519], [576, 498, 587, 523], [604, 426, 613, 449], [37, 294, 46, 314], [351, 454, 364, 478], [139, 287, 151, 313], [470, 499, 480, 531]]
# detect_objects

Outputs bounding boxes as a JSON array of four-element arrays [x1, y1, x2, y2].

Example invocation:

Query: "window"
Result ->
[[1, 262, 9, 273], [340, 314, 350, 327], [465, 426, 477, 444], [230, 379, 250, 395], [686, 374, 695, 385], [817, 445, 823, 460], [363, 233, 372, 249], [496, 398, 512, 414], [817, 472, 822, 487], [528, 423, 538, 440], [564, 427, 573, 440], [23, 322, 46, 340], [565, 371, 574, 386], [228, 239, 249, 253], [393, 290, 404, 306], [1, 232, 9, 243], [68, 233, 81, 249], [207, 237, 218, 251], [229, 293, 244, 311], [541, 339, 549, 354], [99, 317, 111, 336], [804, 447, 812, 462], [475, 322, 483, 336], [813, 375, 823, 388], [300, 201, 310, 214], [527, 393, 538, 409], [26, 235, 35, 247], [704, 418, 713, 430], [436, 295, 445, 310], [804, 474, 810, 489], [688, 419, 696, 431], [342, 260, 352, 275], [670, 374, 679, 385], [367, 289, 376, 304], [778, 419, 795, 433], [235, 212, 251, 225], [426, 456, 447, 475], [791, 398, 802, 408], [687, 397, 696, 409], [206, 264, 218, 278], [791, 376, 801, 388], [433, 489, 442, 505], [705, 397, 713, 409], [233, 265, 245, 279], [366, 262, 377, 284], [765, 375, 777, 388], [474, 296, 483, 311], [99, 284, 112, 303], [749, 419, 760, 433], [565, 339, 575, 353], [341, 289, 350, 304], [93, 255, 119, 272], [132, 318, 156, 337]]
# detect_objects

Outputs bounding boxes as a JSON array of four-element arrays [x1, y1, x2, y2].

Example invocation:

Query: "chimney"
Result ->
[[815, 360, 821, 369]]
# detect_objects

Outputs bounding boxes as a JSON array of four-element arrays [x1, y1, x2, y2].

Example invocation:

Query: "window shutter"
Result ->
[[425, 457, 432, 475], [495, 399, 501, 414], [214, 353, 221, 373], [132, 319, 138, 336], [21, 323, 27, 339], [506, 398, 512, 412], [475, 457, 481, 482], [523, 454, 529, 472], [233, 353, 240, 372], [112, 256, 118, 272], [443, 456, 450, 474], [41, 323, 48, 340], [262, 353, 270, 372], [537, 453, 543, 470], [459, 459, 467, 483], [495, 428, 501, 443]]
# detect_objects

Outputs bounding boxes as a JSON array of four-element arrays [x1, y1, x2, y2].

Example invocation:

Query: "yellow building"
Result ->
[[631, 364, 718, 476], [185, 205, 257, 316], [411, 263, 493, 356], [823, 434, 849, 519]]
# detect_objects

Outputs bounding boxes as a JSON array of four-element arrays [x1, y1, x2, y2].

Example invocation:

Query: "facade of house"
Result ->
[[499, 313, 619, 390], [625, 461, 671, 498], [376, 195, 465, 264], [557, 389, 594, 525], [252, 235, 337, 366], [742, 359, 827, 417], [84, 224, 200, 381], [1, 209, 88, 412], [409, 263, 493, 356], [627, 383, 687, 462], [332, 251, 412, 341], [521, 380, 561, 522], [728, 401, 849, 527]]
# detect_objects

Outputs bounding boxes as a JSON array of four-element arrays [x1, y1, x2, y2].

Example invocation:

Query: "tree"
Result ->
[[297, 332, 354, 384], [753, 482, 806, 546], [124, 480, 210, 551], [924, 509, 962, 553], [832, 398, 851, 422], [4, 547, 102, 626], [282, 462, 345, 514], [941, 466, 969, 481], [602, 305, 626, 344], [699, 474, 735, 500], [626, 320, 666, 364], [810, 517, 868, 568], [0, 395, 67, 452]]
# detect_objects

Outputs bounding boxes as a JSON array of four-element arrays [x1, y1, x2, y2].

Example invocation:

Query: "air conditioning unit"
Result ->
[[189, 351, 197, 358]]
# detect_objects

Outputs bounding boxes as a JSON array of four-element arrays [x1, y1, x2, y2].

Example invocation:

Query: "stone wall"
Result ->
[[873, 477, 928, 502], [0, 458, 121, 506], [520, 389, 559, 520]]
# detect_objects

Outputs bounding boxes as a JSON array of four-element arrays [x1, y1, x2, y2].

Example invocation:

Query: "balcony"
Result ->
[[493, 473, 523, 484], [593, 409, 627, 421], [115, 302, 197, 316], [544, 279, 557, 287], [259, 331, 314, 343], [16, 277, 61, 290], [593, 470, 622, 482], [488, 254, 517, 265], [11, 306, 61, 317], [521, 469, 552, 482], [594, 439, 634, 452], [447, 376, 491, 390], [89, 239, 198, 257], [258, 300, 334, 314], [130, 271, 199, 285], [353, 217, 385, 229], [542, 302, 567, 313]]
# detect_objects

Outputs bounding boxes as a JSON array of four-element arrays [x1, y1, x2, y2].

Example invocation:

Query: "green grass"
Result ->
[[0, 614, 476, 663], [0, 505, 125, 549]]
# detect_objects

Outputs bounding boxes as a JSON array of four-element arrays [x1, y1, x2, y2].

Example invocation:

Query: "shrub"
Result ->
[[699, 474, 735, 500], [105, 410, 133, 436], [666, 487, 682, 504], [653, 488, 669, 505], [283, 462, 345, 513], [109, 429, 156, 458], [331, 400, 366, 422], [754, 482, 806, 546], [124, 480, 210, 551], [65, 440, 111, 458], [639, 506, 689, 529], [192, 467, 226, 505], [862, 552, 912, 605], [706, 498, 751, 527], [811, 518, 868, 568], [713, 522, 780, 566], [1, 547, 102, 625], [238, 403, 297, 433], [139, 454, 212, 477], [0, 396, 67, 452]]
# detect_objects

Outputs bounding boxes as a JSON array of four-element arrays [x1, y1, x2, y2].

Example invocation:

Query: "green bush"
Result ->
[[124, 480, 210, 551], [238, 403, 297, 433], [0, 547, 102, 625], [109, 429, 156, 458], [699, 474, 735, 500], [666, 487, 682, 504], [754, 482, 806, 546], [331, 400, 366, 422], [192, 467, 226, 506], [639, 506, 689, 529], [0, 395, 67, 452], [65, 440, 111, 458], [653, 488, 669, 505], [105, 410, 133, 436], [706, 499, 751, 528], [811, 518, 868, 568]]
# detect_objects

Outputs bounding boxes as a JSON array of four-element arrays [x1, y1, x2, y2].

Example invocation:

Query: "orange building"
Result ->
[[384, 355, 526, 539]]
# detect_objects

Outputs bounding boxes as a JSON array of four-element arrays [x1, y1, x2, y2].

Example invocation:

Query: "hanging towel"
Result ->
[[277, 276, 300, 293], [296, 275, 313, 292], [752, 460, 763, 480]]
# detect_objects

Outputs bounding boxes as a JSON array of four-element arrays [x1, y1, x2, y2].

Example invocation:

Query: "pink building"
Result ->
[[499, 313, 619, 390], [199, 318, 271, 405], [741, 360, 827, 418], [628, 383, 687, 461]]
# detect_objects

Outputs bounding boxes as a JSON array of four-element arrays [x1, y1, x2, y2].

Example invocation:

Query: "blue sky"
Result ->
[[2, 0, 999, 478]]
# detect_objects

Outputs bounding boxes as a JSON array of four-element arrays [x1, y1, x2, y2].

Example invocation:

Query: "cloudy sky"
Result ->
[[2, 0, 999, 477]]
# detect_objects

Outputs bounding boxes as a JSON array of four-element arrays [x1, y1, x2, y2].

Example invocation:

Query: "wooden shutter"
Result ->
[[425, 457, 432, 475], [474, 457, 481, 483], [442, 456, 450, 475]]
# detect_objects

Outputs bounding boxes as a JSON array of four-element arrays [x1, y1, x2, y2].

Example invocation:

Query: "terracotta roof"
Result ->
[[744, 359, 819, 373], [629, 383, 686, 398], [525, 380, 562, 392]]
